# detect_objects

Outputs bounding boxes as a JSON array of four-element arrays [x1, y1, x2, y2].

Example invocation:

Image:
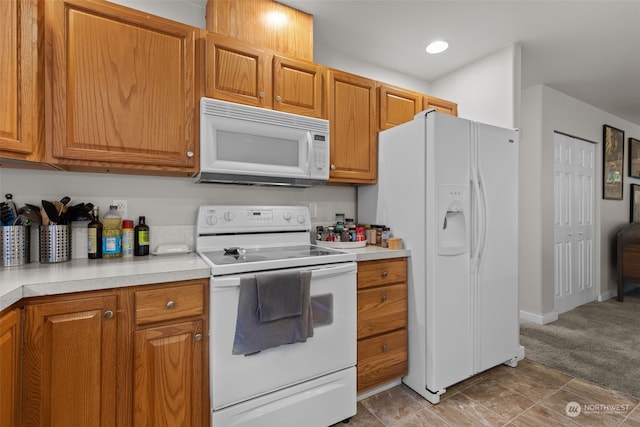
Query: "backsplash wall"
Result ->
[[0, 168, 357, 256]]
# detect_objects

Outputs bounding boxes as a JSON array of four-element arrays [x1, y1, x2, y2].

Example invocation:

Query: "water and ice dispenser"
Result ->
[[438, 186, 467, 255]]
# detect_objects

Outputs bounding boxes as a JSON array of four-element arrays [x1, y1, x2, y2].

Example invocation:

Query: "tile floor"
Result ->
[[334, 360, 640, 427]]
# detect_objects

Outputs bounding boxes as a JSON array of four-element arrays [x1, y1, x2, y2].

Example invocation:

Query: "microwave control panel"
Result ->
[[310, 134, 329, 179]]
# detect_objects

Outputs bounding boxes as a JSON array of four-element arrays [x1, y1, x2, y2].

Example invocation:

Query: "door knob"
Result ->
[[166, 301, 176, 309], [104, 310, 114, 319]]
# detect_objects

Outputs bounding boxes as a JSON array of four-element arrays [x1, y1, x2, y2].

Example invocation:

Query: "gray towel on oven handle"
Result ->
[[256, 270, 304, 322], [232, 270, 313, 355]]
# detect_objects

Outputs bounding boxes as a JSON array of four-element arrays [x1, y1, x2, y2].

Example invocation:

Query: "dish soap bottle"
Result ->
[[102, 205, 122, 258], [87, 207, 103, 259], [134, 216, 150, 256]]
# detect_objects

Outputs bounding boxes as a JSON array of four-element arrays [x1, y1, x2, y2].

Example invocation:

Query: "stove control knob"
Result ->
[[296, 215, 305, 224], [283, 212, 292, 221], [206, 215, 217, 226], [223, 211, 235, 222]]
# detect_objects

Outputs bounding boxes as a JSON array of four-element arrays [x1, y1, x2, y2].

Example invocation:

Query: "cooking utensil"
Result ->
[[1, 194, 18, 225], [40, 206, 50, 226], [17, 205, 42, 226], [42, 200, 59, 225]]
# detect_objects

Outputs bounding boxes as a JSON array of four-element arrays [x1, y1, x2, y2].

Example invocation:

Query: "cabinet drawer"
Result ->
[[357, 258, 407, 289], [135, 283, 204, 325], [357, 328, 407, 392], [357, 283, 407, 339]]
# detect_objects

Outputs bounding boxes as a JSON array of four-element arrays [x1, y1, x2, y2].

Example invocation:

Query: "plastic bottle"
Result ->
[[87, 207, 103, 259], [134, 216, 150, 256], [102, 205, 122, 258], [381, 227, 391, 248], [121, 219, 134, 258]]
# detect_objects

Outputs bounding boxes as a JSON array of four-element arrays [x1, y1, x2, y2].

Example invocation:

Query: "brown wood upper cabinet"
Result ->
[[206, 0, 313, 61], [205, 33, 324, 119], [424, 95, 458, 116], [378, 84, 423, 131], [0, 0, 44, 163], [326, 69, 377, 184], [378, 83, 458, 132], [44, 0, 201, 176]]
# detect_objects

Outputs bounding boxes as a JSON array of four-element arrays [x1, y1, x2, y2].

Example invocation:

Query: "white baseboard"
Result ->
[[519, 309, 558, 325]]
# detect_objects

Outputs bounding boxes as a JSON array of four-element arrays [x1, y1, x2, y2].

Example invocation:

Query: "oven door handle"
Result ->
[[212, 262, 356, 288]]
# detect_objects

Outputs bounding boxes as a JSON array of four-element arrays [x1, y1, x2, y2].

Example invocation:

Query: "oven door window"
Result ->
[[311, 294, 333, 327]]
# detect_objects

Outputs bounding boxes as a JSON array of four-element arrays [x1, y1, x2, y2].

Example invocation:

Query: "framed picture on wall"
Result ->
[[603, 124, 625, 200], [629, 137, 640, 179], [631, 184, 640, 222]]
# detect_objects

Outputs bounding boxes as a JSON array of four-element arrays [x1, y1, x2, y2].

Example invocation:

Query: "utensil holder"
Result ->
[[1, 225, 31, 267], [39, 224, 71, 263]]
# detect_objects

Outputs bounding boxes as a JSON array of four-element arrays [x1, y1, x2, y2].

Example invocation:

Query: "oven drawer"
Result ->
[[357, 282, 407, 339], [135, 281, 205, 325], [357, 258, 407, 289], [357, 329, 408, 393]]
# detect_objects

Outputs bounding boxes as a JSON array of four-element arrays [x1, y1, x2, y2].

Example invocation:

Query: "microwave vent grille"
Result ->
[[201, 98, 329, 134]]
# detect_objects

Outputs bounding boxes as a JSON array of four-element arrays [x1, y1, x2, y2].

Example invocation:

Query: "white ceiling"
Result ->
[[280, 0, 640, 126]]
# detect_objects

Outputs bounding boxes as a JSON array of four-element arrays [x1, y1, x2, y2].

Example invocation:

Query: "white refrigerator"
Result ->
[[358, 110, 524, 404]]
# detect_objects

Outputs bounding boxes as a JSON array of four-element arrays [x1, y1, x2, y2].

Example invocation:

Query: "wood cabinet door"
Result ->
[[205, 33, 271, 108], [45, 0, 199, 174], [424, 95, 458, 116], [134, 320, 203, 427], [273, 55, 324, 118], [326, 69, 377, 184], [22, 295, 117, 427], [378, 84, 422, 131], [0, 0, 43, 162], [0, 308, 21, 427]]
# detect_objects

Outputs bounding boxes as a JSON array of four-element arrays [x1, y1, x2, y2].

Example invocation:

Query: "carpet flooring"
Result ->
[[520, 288, 640, 399]]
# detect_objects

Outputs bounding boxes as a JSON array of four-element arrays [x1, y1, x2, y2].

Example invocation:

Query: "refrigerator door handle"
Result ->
[[476, 171, 489, 272]]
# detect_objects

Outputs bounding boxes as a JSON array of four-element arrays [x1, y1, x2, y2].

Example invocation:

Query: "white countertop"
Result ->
[[342, 245, 411, 262], [0, 253, 211, 311], [0, 246, 410, 311]]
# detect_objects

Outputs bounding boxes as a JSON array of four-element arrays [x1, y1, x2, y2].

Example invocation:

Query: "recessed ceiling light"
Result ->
[[426, 40, 449, 54]]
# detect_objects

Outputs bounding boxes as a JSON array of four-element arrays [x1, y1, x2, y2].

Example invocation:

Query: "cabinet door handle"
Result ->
[[382, 271, 388, 278], [259, 91, 265, 98], [330, 164, 336, 170], [194, 333, 203, 342], [275, 95, 282, 102], [382, 344, 388, 352], [186, 151, 194, 158], [104, 310, 114, 319], [381, 295, 387, 302], [166, 301, 176, 309]]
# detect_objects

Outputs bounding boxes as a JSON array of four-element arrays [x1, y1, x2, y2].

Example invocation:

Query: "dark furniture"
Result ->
[[616, 222, 640, 301]]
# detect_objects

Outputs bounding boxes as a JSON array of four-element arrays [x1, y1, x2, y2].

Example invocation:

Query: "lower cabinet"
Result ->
[[133, 282, 206, 427], [356, 258, 408, 393], [22, 294, 118, 427], [0, 308, 22, 427], [18, 278, 209, 427]]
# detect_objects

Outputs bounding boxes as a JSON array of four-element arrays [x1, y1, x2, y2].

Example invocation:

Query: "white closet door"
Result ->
[[553, 132, 595, 314]]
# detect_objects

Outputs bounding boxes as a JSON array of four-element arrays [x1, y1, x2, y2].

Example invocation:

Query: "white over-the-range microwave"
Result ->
[[195, 98, 330, 187]]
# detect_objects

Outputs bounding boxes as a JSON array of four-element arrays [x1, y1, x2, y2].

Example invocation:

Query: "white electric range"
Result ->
[[196, 205, 357, 427]]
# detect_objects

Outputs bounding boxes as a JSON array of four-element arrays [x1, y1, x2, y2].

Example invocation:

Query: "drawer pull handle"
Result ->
[[194, 333, 203, 342], [381, 295, 387, 302], [166, 301, 176, 309], [382, 271, 388, 277], [104, 310, 114, 319], [382, 344, 388, 352]]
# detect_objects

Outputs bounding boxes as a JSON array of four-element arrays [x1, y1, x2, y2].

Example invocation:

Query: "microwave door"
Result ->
[[201, 115, 310, 178]]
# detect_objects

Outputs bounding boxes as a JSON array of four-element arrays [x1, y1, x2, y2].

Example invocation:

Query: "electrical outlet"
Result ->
[[113, 199, 128, 219], [309, 203, 318, 219]]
